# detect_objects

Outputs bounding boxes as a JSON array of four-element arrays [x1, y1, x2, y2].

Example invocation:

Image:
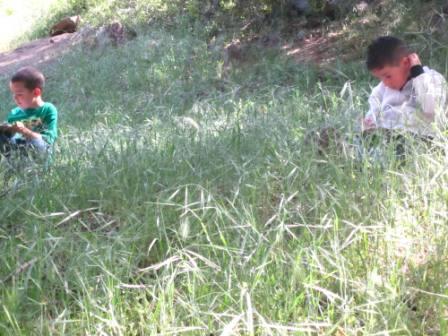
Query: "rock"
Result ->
[[429, 12, 446, 31], [323, 0, 340, 20], [223, 39, 243, 67], [207, 34, 226, 53], [291, 0, 311, 13], [204, 0, 221, 19], [305, 15, 323, 28], [288, 0, 357, 21], [81, 21, 137, 50], [260, 32, 281, 47], [287, 0, 311, 16], [355, 1, 369, 14], [105, 21, 125, 45], [222, 39, 250, 76], [296, 30, 307, 41], [50, 15, 80, 36], [444, 4, 448, 15], [322, 0, 363, 20]]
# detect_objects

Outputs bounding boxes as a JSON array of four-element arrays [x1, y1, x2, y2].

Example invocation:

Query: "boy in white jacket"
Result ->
[[362, 36, 447, 138]]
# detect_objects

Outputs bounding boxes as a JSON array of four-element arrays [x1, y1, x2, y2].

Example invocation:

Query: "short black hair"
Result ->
[[11, 66, 45, 91], [366, 36, 411, 70]]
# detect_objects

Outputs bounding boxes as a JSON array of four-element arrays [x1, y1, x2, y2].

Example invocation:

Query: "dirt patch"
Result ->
[[0, 33, 80, 76], [0, 27, 355, 78], [277, 14, 377, 65], [282, 32, 343, 64], [0, 22, 137, 76]]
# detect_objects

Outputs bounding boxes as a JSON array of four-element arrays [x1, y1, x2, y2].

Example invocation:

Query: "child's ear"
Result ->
[[33, 87, 42, 97], [402, 56, 411, 67]]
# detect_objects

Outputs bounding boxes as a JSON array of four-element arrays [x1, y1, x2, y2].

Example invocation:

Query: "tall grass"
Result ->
[[1, 11, 448, 336]]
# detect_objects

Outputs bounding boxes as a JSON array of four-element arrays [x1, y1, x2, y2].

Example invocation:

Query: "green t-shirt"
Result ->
[[7, 102, 58, 145]]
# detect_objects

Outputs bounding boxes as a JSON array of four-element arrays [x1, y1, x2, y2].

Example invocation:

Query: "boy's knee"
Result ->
[[29, 138, 49, 152]]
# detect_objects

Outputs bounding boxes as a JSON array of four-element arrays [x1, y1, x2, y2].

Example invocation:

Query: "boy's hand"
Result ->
[[10, 121, 41, 140], [11, 121, 28, 134], [362, 116, 376, 131], [408, 53, 422, 67]]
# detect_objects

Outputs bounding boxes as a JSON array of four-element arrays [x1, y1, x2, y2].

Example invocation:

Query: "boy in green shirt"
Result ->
[[0, 66, 58, 160]]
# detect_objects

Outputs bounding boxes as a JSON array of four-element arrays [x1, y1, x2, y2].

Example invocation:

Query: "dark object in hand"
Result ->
[[0, 123, 14, 137]]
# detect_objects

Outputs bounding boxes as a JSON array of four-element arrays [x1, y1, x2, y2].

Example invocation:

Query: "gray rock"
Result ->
[[355, 1, 369, 14], [80, 21, 137, 51], [296, 30, 307, 41], [292, 0, 310, 11], [290, 0, 310, 15]]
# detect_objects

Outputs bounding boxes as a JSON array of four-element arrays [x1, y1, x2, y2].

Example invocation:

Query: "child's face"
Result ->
[[9, 81, 40, 109], [371, 57, 411, 90]]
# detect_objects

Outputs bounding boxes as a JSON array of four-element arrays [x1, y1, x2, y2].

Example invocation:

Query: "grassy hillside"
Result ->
[[1, 1, 448, 334]]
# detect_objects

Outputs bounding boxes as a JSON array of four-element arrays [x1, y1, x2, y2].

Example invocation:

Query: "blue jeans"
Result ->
[[0, 133, 49, 161]]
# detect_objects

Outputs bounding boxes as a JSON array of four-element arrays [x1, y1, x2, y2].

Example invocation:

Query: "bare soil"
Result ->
[[0, 24, 348, 78], [0, 33, 81, 76], [282, 32, 344, 65]]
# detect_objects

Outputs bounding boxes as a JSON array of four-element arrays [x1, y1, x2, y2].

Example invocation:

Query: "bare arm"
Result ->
[[11, 122, 43, 140], [362, 84, 384, 131]]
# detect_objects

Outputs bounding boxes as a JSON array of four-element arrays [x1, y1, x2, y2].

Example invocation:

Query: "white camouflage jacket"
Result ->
[[365, 66, 448, 136]]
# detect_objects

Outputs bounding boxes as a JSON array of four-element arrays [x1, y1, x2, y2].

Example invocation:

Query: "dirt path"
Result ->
[[282, 33, 342, 65], [0, 32, 80, 76], [0, 26, 346, 78]]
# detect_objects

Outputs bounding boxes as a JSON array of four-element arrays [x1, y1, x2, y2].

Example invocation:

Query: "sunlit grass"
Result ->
[[0, 0, 59, 51], [1, 1, 448, 335]]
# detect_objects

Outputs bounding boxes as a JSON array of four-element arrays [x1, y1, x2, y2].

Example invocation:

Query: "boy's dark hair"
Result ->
[[366, 36, 411, 70], [11, 66, 45, 91]]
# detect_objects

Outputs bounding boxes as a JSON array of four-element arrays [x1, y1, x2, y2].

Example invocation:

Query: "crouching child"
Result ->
[[359, 36, 447, 164], [0, 66, 58, 167]]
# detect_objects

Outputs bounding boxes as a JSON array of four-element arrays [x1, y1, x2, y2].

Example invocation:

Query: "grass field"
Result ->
[[1, 1, 448, 335]]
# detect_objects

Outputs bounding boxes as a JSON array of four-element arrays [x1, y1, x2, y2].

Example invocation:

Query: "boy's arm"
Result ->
[[412, 73, 447, 122], [362, 84, 383, 131], [5, 108, 38, 139], [40, 104, 58, 144], [9, 104, 58, 144], [11, 122, 43, 140], [409, 53, 447, 122]]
